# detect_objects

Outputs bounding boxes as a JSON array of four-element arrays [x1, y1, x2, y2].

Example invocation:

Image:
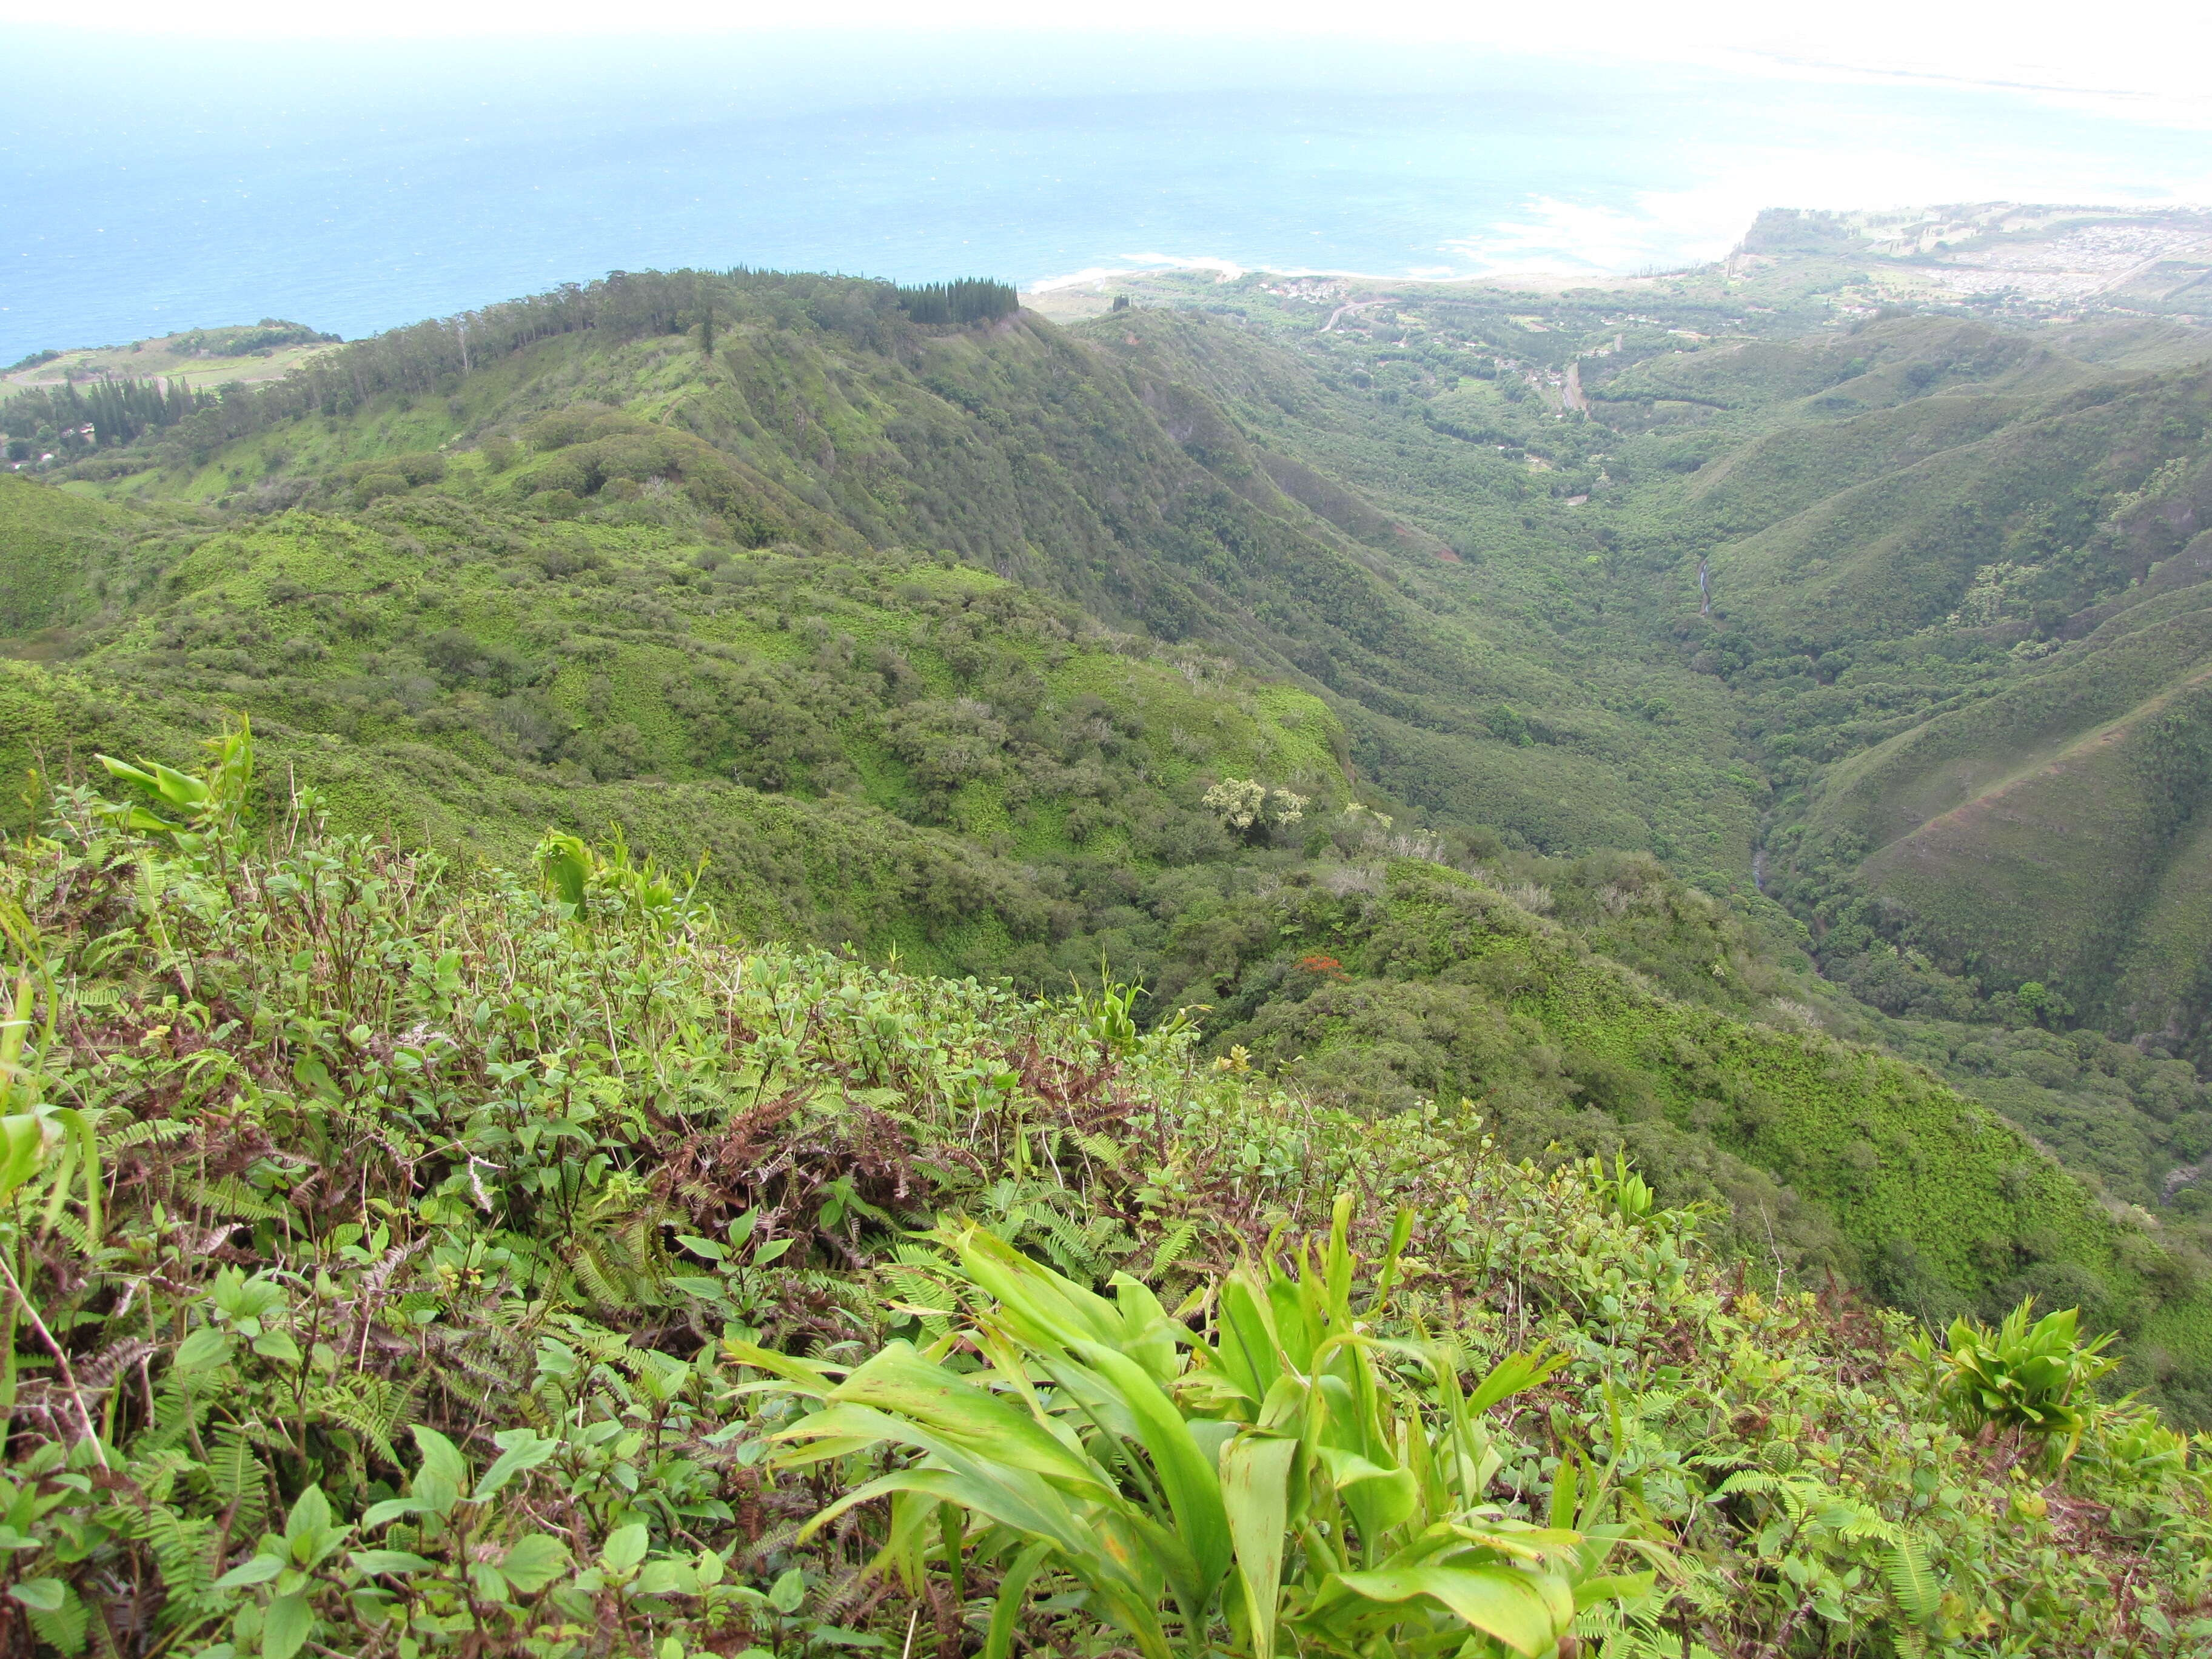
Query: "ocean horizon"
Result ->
[[5, 27, 2208, 362]]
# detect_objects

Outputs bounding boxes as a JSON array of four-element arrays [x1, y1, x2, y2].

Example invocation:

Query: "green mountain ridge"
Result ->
[[8, 210, 2212, 1657], [7, 238, 2212, 1415]]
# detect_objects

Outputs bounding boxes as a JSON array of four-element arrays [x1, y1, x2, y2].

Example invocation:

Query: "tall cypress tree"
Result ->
[[893, 278, 1017, 326]]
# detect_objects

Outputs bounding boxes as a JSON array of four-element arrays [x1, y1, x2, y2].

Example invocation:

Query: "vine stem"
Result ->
[[0, 1242, 110, 1469]]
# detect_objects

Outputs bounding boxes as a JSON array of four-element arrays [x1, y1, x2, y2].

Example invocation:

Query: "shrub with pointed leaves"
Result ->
[[736, 1198, 1666, 1659]]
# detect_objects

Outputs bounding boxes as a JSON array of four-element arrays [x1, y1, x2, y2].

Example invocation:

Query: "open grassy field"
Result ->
[[5, 321, 340, 392]]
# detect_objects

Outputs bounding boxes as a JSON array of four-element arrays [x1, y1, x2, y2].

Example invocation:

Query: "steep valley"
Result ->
[[5, 209, 2212, 1658]]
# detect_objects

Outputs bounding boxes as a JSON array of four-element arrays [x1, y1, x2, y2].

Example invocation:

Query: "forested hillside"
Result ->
[[5, 226, 2212, 1654]]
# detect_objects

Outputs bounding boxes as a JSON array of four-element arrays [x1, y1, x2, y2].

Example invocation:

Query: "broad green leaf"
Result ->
[[1266, 1272, 1315, 1373], [1068, 1340, 1232, 1601], [211, 1553, 286, 1590], [96, 755, 158, 788], [497, 1534, 569, 1593], [824, 1344, 1104, 1492], [1212, 1271, 1282, 1407], [1466, 1349, 1564, 1416], [1366, 1207, 1418, 1313], [0, 1116, 45, 1201], [1107, 1273, 1181, 1384], [602, 1523, 649, 1573], [1324, 1563, 1572, 1659], [410, 1424, 469, 1492], [952, 1225, 1125, 1350], [360, 1498, 441, 1529], [634, 1560, 699, 1597], [8, 1577, 65, 1612], [796, 1460, 1092, 1564], [261, 1593, 313, 1659], [722, 1340, 843, 1397], [538, 834, 591, 910], [251, 1332, 303, 1365], [1548, 1457, 1579, 1532], [174, 1327, 233, 1373], [768, 1564, 805, 1613], [290, 1056, 338, 1102], [1222, 1433, 1297, 1659], [1570, 1570, 1656, 1610], [284, 1486, 332, 1547], [1318, 1446, 1417, 1513], [472, 1429, 557, 1501], [145, 762, 210, 809], [1441, 1520, 1584, 1564], [1322, 1195, 1355, 1320], [821, 1476, 1174, 1659], [350, 1550, 435, 1576]]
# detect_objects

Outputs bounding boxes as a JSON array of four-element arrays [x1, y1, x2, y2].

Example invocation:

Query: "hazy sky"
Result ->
[[6, 3, 2206, 357], [10, 0, 2210, 125]]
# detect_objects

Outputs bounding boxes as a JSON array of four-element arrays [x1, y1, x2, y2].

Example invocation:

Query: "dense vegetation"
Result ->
[[7, 224, 2212, 1649], [1, 747, 2208, 1657], [1, 380, 216, 462], [894, 281, 1020, 327]]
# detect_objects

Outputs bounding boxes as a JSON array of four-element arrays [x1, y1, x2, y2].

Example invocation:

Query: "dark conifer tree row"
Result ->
[[0, 376, 213, 452], [893, 278, 1019, 325]]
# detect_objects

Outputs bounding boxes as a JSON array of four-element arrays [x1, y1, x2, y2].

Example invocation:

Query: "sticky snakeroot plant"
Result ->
[[734, 1197, 1667, 1659]]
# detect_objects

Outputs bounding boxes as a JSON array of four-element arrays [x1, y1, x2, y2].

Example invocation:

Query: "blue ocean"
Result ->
[[4, 27, 2206, 361]]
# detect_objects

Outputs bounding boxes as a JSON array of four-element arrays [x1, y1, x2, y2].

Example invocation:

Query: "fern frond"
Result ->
[[25, 1580, 90, 1654], [1831, 1508, 1900, 1544], [310, 1375, 417, 1464], [179, 1175, 290, 1223], [138, 1505, 219, 1609], [1037, 1208, 1104, 1281], [206, 1426, 264, 1507], [1711, 1469, 1781, 1496], [1884, 1534, 1940, 1623], [880, 1264, 954, 1311], [1071, 1131, 1124, 1168], [135, 1370, 210, 1458], [101, 1116, 192, 1153], [1147, 1219, 1200, 1279]]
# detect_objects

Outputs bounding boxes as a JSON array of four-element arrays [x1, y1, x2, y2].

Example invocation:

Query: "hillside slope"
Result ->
[[10, 260, 2212, 1407], [4, 799, 2209, 1657]]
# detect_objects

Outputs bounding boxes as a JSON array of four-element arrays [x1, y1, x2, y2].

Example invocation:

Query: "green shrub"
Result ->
[[353, 469, 408, 504], [1924, 1299, 2121, 1461], [742, 1199, 1663, 1659]]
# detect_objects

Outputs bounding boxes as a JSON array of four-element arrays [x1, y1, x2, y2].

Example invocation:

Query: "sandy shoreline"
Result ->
[[1022, 257, 1667, 300]]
